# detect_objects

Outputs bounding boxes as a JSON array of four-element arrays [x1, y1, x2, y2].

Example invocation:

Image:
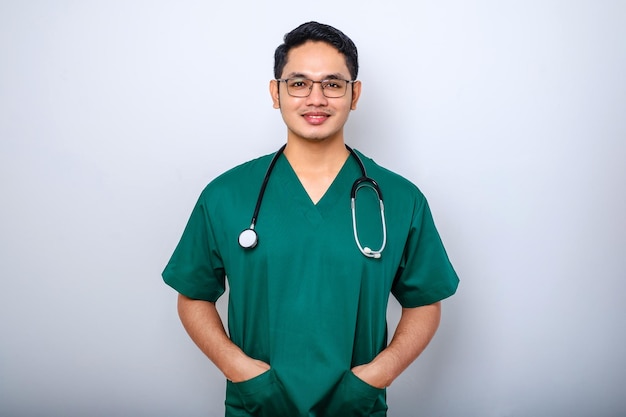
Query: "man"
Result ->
[[163, 21, 458, 417]]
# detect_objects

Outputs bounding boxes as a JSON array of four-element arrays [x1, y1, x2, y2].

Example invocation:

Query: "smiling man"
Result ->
[[163, 22, 459, 417]]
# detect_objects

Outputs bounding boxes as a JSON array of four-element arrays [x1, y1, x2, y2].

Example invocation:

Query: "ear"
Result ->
[[270, 80, 280, 109], [350, 80, 362, 110]]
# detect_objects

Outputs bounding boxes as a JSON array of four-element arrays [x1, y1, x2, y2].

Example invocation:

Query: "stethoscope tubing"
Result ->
[[239, 144, 387, 258], [351, 181, 387, 258], [249, 144, 286, 229]]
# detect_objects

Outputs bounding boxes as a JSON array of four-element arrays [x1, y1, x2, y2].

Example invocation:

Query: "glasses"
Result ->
[[276, 77, 355, 98]]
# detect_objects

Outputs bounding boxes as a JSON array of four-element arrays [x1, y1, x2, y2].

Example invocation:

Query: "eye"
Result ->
[[288, 78, 309, 89], [323, 80, 344, 89]]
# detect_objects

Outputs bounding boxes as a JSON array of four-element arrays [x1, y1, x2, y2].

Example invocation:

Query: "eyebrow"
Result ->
[[284, 72, 348, 80]]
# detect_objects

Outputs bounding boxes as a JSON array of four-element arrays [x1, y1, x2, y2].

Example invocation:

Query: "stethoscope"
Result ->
[[238, 144, 387, 258]]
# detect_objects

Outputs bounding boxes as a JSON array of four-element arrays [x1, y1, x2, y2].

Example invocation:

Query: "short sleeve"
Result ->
[[162, 192, 226, 302], [391, 196, 459, 307]]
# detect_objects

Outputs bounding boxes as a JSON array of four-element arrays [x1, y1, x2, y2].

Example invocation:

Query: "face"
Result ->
[[270, 41, 361, 144]]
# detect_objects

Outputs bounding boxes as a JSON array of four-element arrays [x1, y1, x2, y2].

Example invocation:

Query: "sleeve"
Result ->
[[162, 191, 226, 302], [391, 195, 459, 307]]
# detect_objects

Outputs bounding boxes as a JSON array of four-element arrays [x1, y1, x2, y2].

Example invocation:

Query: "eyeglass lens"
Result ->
[[284, 78, 350, 98]]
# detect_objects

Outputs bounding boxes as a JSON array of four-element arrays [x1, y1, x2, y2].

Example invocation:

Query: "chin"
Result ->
[[296, 135, 339, 144], [296, 128, 343, 143]]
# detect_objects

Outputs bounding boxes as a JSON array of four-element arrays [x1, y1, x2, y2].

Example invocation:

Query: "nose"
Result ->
[[305, 81, 328, 106]]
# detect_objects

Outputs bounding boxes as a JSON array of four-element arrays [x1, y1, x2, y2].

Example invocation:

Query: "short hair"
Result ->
[[273, 22, 359, 80]]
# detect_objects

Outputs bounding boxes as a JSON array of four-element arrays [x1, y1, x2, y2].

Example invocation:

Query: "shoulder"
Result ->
[[353, 149, 425, 202], [191, 152, 277, 216], [199, 152, 275, 200]]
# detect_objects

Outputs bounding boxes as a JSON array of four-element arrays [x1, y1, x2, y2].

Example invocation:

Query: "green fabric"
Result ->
[[163, 149, 459, 417]]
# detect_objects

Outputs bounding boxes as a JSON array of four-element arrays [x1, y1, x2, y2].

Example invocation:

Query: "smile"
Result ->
[[302, 112, 330, 125]]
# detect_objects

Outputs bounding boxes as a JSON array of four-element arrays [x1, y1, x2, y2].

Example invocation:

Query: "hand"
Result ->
[[227, 357, 270, 383], [351, 363, 389, 389]]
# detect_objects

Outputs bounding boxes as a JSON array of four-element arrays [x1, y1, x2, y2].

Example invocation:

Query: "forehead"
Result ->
[[281, 41, 350, 78]]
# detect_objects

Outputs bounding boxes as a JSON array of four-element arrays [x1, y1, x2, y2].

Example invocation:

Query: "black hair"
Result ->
[[273, 22, 359, 80]]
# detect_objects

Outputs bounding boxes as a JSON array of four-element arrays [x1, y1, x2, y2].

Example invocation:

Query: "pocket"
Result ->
[[229, 368, 299, 417], [318, 370, 385, 417]]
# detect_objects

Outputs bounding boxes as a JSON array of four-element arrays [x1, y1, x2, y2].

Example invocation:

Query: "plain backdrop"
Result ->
[[1, 1, 625, 416]]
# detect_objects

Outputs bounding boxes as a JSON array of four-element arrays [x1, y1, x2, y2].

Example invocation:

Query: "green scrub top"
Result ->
[[163, 149, 459, 417]]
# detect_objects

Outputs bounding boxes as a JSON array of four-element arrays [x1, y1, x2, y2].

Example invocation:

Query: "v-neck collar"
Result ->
[[274, 153, 360, 222]]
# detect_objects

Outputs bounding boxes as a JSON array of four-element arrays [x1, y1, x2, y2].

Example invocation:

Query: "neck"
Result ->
[[282, 137, 351, 204], [283, 137, 349, 172]]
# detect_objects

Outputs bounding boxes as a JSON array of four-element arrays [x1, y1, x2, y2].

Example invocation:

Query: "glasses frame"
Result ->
[[276, 77, 356, 98]]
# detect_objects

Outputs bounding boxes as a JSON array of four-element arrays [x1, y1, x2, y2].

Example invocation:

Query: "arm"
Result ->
[[352, 302, 442, 388], [177, 293, 270, 382]]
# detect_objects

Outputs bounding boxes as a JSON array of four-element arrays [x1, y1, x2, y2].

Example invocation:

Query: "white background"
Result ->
[[1, 1, 625, 416]]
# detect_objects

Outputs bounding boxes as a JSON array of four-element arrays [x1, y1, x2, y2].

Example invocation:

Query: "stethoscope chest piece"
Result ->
[[238, 228, 258, 249]]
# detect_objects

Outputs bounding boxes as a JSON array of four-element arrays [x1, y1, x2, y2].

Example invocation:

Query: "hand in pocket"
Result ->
[[231, 368, 298, 417], [315, 370, 385, 417]]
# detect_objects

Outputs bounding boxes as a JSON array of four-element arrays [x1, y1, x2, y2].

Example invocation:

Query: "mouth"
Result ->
[[302, 111, 331, 125]]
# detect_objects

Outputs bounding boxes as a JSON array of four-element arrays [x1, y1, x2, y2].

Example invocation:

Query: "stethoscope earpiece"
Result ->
[[238, 144, 387, 258], [363, 247, 381, 259]]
